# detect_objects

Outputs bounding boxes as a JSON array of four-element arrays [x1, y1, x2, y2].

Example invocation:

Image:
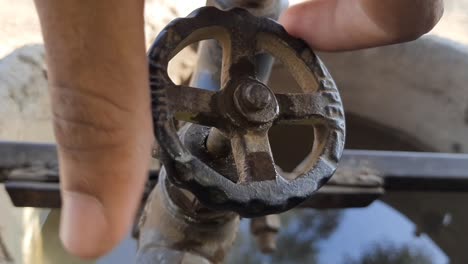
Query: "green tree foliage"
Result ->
[[346, 242, 433, 264], [227, 210, 341, 264]]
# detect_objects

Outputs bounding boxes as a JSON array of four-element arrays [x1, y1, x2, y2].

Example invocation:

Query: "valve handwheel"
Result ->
[[149, 6, 345, 217]]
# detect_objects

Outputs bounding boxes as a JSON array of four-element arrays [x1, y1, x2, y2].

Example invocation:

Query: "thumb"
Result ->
[[55, 106, 152, 259], [53, 59, 152, 259], [34, 0, 151, 259]]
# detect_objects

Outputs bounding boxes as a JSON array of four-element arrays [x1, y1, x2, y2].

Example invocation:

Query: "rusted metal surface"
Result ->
[[3, 142, 468, 208], [250, 215, 281, 253], [339, 150, 468, 192], [0, 141, 57, 175], [208, 0, 287, 19], [190, 0, 287, 90], [5, 181, 60, 208], [136, 170, 239, 264], [148, 6, 345, 217]]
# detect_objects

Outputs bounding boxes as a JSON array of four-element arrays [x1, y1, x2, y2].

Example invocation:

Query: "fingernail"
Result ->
[[60, 191, 108, 259]]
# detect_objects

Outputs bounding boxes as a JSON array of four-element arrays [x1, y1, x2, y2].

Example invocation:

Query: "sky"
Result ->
[[317, 201, 449, 264]]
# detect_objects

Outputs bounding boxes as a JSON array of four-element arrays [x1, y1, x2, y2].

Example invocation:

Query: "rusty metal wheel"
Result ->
[[148, 6, 345, 217]]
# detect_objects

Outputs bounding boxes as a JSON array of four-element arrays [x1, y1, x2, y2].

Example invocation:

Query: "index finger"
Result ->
[[281, 0, 444, 51]]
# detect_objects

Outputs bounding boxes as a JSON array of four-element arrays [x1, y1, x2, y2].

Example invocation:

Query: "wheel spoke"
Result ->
[[230, 131, 278, 183], [166, 85, 220, 127], [222, 29, 258, 85], [275, 92, 344, 126]]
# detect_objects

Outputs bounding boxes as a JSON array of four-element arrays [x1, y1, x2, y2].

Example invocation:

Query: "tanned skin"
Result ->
[[33, 0, 443, 259]]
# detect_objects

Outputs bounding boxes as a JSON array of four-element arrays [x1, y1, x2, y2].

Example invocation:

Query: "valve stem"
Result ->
[[250, 214, 281, 254]]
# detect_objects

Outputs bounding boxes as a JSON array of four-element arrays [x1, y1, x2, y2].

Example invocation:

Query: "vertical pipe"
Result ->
[[190, 0, 289, 90], [138, 1, 290, 263], [137, 171, 239, 264]]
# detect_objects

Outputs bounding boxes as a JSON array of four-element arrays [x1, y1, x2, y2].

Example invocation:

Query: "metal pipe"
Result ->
[[139, 2, 290, 262], [136, 170, 239, 264], [190, 0, 289, 90], [205, 128, 231, 158], [3, 144, 468, 194], [208, 0, 288, 19]]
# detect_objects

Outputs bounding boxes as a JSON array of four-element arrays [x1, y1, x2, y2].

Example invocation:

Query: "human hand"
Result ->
[[280, 0, 444, 51]]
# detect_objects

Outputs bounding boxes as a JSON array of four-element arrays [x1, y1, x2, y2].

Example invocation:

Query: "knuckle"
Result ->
[[50, 86, 134, 152]]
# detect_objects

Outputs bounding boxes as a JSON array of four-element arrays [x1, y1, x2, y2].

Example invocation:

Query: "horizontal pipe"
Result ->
[[2, 142, 468, 208]]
